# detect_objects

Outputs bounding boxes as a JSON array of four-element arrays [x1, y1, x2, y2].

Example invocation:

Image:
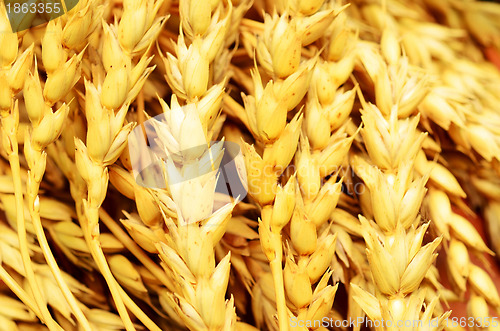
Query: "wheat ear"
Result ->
[[152, 0, 255, 328], [349, 31, 449, 327], [0, 22, 43, 326], [148, 90, 237, 330], [72, 3, 167, 328], [241, 4, 349, 327], [22, 17, 92, 328], [282, 15, 358, 325], [0, 9, 62, 328]]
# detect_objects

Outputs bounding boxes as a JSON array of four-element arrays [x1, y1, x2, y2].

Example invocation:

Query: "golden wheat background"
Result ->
[[0, 0, 500, 330]]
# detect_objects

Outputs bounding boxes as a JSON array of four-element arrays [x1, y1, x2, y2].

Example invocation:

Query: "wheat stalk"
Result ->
[[0, 7, 61, 328]]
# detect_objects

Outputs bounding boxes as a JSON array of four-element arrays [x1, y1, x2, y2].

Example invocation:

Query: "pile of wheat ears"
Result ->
[[0, 0, 500, 330]]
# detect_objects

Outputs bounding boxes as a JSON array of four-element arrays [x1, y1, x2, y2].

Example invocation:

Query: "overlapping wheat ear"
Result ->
[[434, 2, 500, 317], [17, 0, 107, 325], [235, 2, 351, 329], [150, 0, 257, 329], [23, 19, 87, 329], [354, 1, 500, 326], [342, 28, 448, 327], [70, 0, 167, 329], [277, 7, 362, 329]]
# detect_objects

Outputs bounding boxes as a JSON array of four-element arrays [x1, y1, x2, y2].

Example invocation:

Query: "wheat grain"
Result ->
[[467, 294, 490, 330], [468, 264, 500, 308], [447, 239, 469, 295]]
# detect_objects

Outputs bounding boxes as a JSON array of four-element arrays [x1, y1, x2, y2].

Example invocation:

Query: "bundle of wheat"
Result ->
[[1, 0, 500, 330]]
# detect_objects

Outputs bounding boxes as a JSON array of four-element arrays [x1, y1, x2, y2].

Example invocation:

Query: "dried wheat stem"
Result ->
[[79, 203, 136, 331], [118, 286, 162, 331], [0, 263, 42, 319], [269, 255, 288, 331], [99, 208, 175, 291], [27, 195, 92, 330]]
